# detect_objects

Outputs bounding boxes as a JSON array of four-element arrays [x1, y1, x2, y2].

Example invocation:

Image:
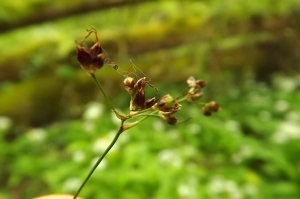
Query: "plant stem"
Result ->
[[136, 114, 160, 118], [91, 73, 117, 113], [73, 126, 123, 199]]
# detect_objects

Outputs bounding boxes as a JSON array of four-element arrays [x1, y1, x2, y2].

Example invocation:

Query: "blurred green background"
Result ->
[[1, 0, 300, 198]]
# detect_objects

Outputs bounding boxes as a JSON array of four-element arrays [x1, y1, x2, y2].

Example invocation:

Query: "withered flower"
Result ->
[[202, 101, 221, 116], [207, 101, 221, 112], [144, 97, 156, 109], [124, 77, 150, 97], [126, 76, 157, 112], [186, 76, 206, 103], [134, 77, 147, 91], [202, 105, 212, 116], [130, 89, 156, 111], [186, 91, 203, 102], [187, 76, 206, 88], [158, 112, 178, 125], [153, 94, 181, 112], [124, 77, 136, 95], [130, 88, 146, 111], [76, 28, 106, 75]]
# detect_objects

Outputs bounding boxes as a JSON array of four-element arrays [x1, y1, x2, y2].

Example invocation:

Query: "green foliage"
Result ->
[[1, 1, 300, 198], [1, 74, 299, 198]]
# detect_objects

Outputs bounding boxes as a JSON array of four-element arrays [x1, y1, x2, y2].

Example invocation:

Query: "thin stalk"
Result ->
[[91, 73, 117, 113], [137, 114, 160, 118], [133, 115, 152, 124], [177, 96, 187, 103], [135, 108, 156, 115], [128, 109, 157, 118], [73, 126, 123, 199]]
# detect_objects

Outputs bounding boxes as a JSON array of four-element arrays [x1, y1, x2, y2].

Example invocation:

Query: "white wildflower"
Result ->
[[82, 120, 95, 133], [72, 150, 85, 163], [232, 145, 252, 164], [225, 120, 241, 133], [26, 128, 47, 142], [83, 102, 104, 120], [111, 111, 120, 126], [243, 183, 257, 197], [62, 177, 82, 193], [93, 133, 119, 154], [166, 129, 180, 140], [187, 123, 201, 134], [158, 149, 182, 168], [273, 75, 297, 92], [208, 176, 242, 199], [285, 111, 299, 122], [258, 111, 272, 121], [272, 121, 300, 144], [152, 120, 165, 132], [177, 183, 197, 199], [0, 116, 12, 131], [274, 100, 289, 112], [225, 180, 242, 199]]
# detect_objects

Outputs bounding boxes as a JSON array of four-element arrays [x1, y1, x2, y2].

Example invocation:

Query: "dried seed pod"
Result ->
[[158, 111, 179, 125], [166, 116, 178, 125], [124, 77, 136, 95], [187, 76, 206, 88], [202, 106, 212, 116], [195, 80, 206, 88], [154, 94, 176, 112], [207, 101, 221, 112], [76, 28, 106, 75], [144, 97, 156, 109], [153, 94, 181, 112], [130, 88, 145, 111], [202, 101, 221, 116], [187, 76, 196, 87], [134, 77, 147, 90], [186, 91, 203, 102]]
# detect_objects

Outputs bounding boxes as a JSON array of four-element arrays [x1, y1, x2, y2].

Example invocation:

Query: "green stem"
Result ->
[[177, 96, 187, 103], [127, 109, 155, 119], [91, 73, 117, 113], [137, 114, 160, 118], [135, 108, 155, 115], [73, 126, 123, 199]]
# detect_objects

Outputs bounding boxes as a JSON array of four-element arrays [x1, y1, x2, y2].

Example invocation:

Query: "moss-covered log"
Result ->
[[0, 0, 149, 32]]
